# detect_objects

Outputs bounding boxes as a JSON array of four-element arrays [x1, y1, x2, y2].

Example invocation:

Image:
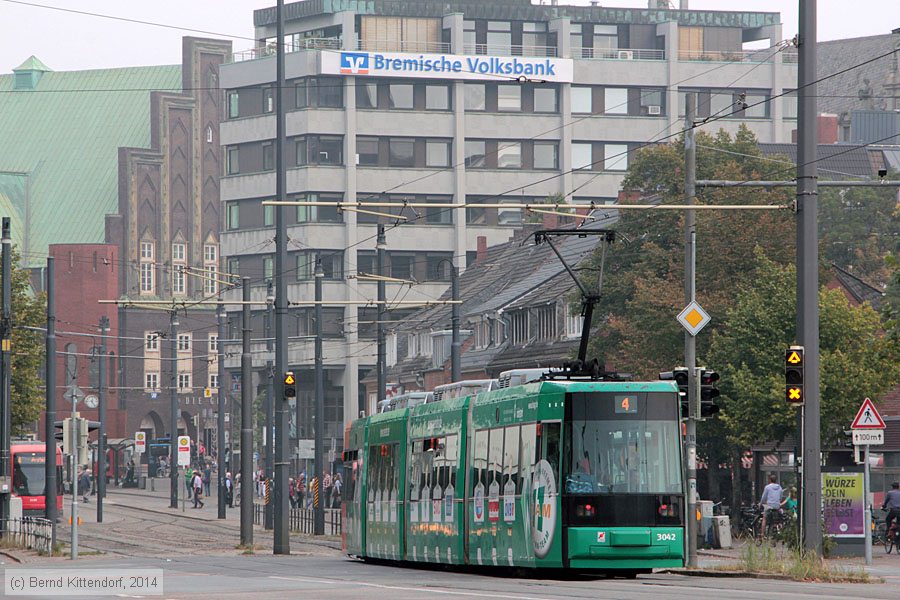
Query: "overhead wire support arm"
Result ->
[[534, 229, 615, 366]]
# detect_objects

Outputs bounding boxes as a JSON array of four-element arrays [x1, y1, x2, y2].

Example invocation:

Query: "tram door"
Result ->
[[531, 422, 562, 566]]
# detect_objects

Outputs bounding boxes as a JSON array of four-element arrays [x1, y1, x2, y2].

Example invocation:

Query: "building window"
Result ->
[[264, 204, 275, 227], [465, 140, 486, 168], [741, 93, 770, 118], [356, 81, 378, 108], [425, 140, 450, 168], [486, 20, 512, 54], [533, 86, 557, 113], [209, 373, 219, 391], [783, 90, 797, 120], [565, 307, 584, 339], [295, 76, 343, 108], [533, 141, 558, 170], [593, 24, 618, 53], [227, 258, 240, 277], [263, 257, 273, 282], [177, 373, 192, 392], [571, 23, 584, 58], [172, 243, 186, 262], [465, 84, 486, 111], [424, 196, 453, 224], [572, 143, 593, 170], [140, 242, 154, 260], [604, 88, 628, 115], [535, 305, 556, 341], [145, 372, 159, 391], [262, 142, 274, 171], [172, 264, 186, 295], [388, 138, 415, 168], [388, 83, 414, 109], [426, 254, 452, 280], [296, 135, 343, 166], [639, 89, 664, 115], [604, 143, 628, 171], [497, 142, 522, 169], [177, 334, 191, 352], [227, 92, 239, 118], [295, 192, 343, 223], [145, 333, 159, 352], [209, 334, 218, 353], [204, 244, 218, 264], [226, 146, 239, 175], [497, 85, 522, 112], [571, 87, 592, 114], [226, 202, 239, 230], [204, 266, 217, 295], [296, 250, 344, 280], [356, 137, 379, 166], [263, 87, 274, 113], [509, 310, 529, 345], [140, 263, 154, 293], [390, 254, 413, 280], [425, 85, 450, 110]]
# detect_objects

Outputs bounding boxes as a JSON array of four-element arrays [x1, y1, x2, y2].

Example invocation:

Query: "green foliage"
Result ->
[[709, 252, 899, 450], [819, 185, 899, 283], [585, 125, 794, 376], [3, 247, 46, 435]]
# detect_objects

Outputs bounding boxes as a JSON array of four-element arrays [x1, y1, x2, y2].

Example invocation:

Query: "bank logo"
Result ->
[[340, 52, 369, 74]]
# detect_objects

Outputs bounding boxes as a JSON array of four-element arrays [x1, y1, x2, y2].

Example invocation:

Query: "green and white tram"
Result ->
[[342, 377, 685, 575]]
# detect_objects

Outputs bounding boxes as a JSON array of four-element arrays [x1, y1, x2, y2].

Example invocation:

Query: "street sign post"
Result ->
[[177, 436, 191, 467], [850, 397, 885, 567], [134, 431, 146, 454], [676, 301, 710, 337]]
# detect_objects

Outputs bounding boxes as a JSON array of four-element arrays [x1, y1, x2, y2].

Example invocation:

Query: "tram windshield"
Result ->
[[564, 392, 682, 495], [12, 452, 47, 496]]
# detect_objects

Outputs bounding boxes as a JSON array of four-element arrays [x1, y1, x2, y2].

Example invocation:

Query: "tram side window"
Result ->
[[472, 429, 488, 498], [520, 423, 536, 495], [488, 427, 504, 502], [409, 439, 423, 503], [538, 422, 561, 484], [504, 425, 520, 497], [430, 437, 446, 505], [444, 434, 458, 495], [368, 446, 379, 503]]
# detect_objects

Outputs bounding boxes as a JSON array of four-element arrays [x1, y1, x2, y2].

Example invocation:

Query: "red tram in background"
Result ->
[[11, 441, 63, 517]]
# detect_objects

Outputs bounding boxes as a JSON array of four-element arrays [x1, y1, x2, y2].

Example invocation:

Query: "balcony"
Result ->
[[678, 49, 790, 63], [463, 43, 558, 58], [358, 39, 450, 54], [230, 38, 342, 63], [575, 47, 665, 61]]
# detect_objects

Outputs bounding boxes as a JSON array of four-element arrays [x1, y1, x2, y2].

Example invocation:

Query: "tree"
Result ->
[[708, 251, 899, 451], [3, 247, 46, 435], [582, 125, 794, 376]]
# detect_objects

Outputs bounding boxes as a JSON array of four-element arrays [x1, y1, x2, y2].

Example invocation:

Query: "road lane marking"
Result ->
[[269, 575, 555, 600]]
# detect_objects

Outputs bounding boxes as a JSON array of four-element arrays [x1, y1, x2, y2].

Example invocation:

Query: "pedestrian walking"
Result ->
[[296, 474, 305, 509], [203, 464, 212, 497], [332, 472, 342, 508], [192, 470, 204, 508], [78, 466, 91, 503], [225, 472, 234, 508], [289, 478, 297, 508], [185, 466, 194, 500]]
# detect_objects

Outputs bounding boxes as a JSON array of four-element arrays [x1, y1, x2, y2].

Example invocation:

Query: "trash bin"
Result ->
[[698, 500, 714, 547], [714, 515, 732, 549]]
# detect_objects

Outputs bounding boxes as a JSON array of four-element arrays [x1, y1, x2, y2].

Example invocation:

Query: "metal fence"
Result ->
[[253, 505, 342, 536], [0, 517, 53, 555]]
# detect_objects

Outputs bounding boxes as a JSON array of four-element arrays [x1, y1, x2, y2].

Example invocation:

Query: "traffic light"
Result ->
[[699, 369, 720, 418], [283, 371, 297, 398], [62, 417, 72, 456], [785, 346, 804, 404], [76, 417, 90, 465], [659, 367, 689, 417]]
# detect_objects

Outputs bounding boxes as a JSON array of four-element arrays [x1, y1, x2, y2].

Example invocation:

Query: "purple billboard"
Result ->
[[822, 472, 864, 538]]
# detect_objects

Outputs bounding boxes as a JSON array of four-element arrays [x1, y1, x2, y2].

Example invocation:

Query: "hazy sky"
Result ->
[[1, 0, 897, 73]]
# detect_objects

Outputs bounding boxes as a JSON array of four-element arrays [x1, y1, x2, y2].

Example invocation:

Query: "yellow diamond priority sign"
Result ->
[[677, 301, 711, 336]]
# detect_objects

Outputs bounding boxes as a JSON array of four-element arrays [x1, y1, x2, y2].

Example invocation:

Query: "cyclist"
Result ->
[[759, 474, 783, 538], [883, 481, 900, 536]]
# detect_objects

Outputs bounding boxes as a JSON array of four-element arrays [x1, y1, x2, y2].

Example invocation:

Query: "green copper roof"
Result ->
[[13, 56, 52, 73], [0, 61, 181, 267]]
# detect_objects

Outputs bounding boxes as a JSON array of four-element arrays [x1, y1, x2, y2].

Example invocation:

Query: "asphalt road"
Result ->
[[3, 553, 899, 600]]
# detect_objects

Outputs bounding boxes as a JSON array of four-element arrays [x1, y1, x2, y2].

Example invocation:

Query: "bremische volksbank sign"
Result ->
[[321, 50, 574, 83]]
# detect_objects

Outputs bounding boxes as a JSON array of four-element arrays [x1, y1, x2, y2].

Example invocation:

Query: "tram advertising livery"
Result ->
[[343, 377, 685, 576]]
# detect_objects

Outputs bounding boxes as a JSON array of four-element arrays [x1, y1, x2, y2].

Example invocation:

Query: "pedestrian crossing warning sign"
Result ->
[[786, 350, 802, 364], [850, 397, 885, 430], [284, 373, 295, 385]]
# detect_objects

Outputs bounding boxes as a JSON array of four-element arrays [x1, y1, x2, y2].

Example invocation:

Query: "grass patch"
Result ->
[[235, 543, 262, 555], [715, 544, 874, 583]]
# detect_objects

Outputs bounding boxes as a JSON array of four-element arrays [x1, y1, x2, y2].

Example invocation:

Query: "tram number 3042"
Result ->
[[656, 533, 677, 542]]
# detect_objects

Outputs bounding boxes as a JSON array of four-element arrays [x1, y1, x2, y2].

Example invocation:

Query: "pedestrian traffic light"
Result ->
[[699, 369, 720, 418], [283, 371, 296, 398], [785, 346, 804, 404], [659, 368, 689, 417]]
